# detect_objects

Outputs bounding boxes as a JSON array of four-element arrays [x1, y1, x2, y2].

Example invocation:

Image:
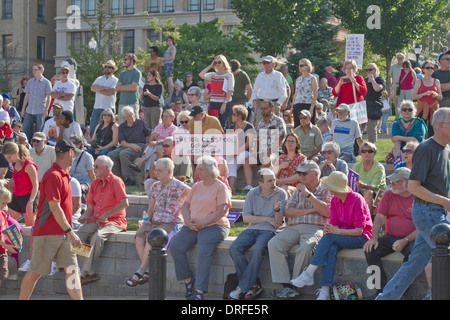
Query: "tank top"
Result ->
[[95, 122, 114, 147], [12, 158, 37, 196], [399, 70, 414, 90], [164, 45, 176, 65], [418, 78, 438, 105]]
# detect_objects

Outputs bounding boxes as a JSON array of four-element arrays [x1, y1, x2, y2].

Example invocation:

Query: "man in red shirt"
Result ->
[[77, 155, 129, 285], [20, 140, 83, 300], [363, 167, 417, 299]]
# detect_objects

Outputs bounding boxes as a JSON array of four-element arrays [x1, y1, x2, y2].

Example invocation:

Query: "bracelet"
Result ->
[[404, 237, 409, 243], [28, 199, 34, 203]]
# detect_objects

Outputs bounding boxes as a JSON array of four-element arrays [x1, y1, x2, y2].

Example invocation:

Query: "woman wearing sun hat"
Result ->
[[290, 171, 373, 300]]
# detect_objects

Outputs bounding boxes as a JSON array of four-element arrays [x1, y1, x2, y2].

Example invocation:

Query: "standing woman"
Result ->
[[2, 142, 38, 226], [160, 35, 177, 99], [332, 59, 367, 109], [199, 55, 235, 129], [364, 63, 386, 143], [141, 70, 164, 130], [393, 60, 416, 107], [413, 60, 442, 137], [292, 58, 318, 128]]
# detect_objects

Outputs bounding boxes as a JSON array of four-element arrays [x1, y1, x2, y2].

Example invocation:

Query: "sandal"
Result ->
[[187, 291, 204, 300], [128, 163, 141, 173], [126, 272, 142, 287], [138, 272, 149, 285], [184, 276, 195, 298]]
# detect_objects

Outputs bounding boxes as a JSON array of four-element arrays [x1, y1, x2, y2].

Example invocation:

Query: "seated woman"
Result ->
[[390, 100, 427, 159], [352, 142, 388, 215], [394, 140, 419, 170], [227, 104, 255, 192], [290, 171, 373, 300], [174, 110, 192, 134], [86, 108, 119, 159], [69, 135, 96, 192], [194, 155, 231, 191], [170, 156, 231, 300], [273, 133, 306, 193], [319, 141, 349, 178], [126, 158, 190, 287]]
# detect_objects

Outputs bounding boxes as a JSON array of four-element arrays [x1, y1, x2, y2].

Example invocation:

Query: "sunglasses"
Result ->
[[361, 150, 375, 154], [299, 64, 306, 67], [104, 66, 114, 69], [402, 108, 413, 112], [61, 71, 69, 74], [423, 67, 434, 70], [366, 68, 374, 71], [402, 149, 414, 154], [213, 61, 222, 65], [180, 120, 189, 124], [162, 144, 171, 148], [441, 58, 450, 61], [188, 93, 197, 96]]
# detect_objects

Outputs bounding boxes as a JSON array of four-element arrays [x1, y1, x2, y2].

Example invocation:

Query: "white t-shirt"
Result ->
[[330, 118, 361, 151], [70, 177, 82, 222], [52, 80, 77, 111], [92, 75, 118, 111]]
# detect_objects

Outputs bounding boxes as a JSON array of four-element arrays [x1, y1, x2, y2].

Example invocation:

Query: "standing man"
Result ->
[[251, 56, 288, 125], [388, 53, 405, 118], [89, 60, 119, 137], [51, 66, 77, 112], [19, 140, 83, 300], [21, 64, 52, 141], [376, 108, 450, 300], [230, 59, 253, 123], [144, 46, 163, 75], [116, 53, 141, 124], [228, 168, 286, 300], [77, 155, 129, 285], [432, 50, 450, 108]]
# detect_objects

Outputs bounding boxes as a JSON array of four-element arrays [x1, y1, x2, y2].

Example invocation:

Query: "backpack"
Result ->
[[331, 282, 363, 300]]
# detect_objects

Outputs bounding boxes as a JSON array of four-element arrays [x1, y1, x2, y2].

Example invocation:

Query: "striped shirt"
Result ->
[[286, 181, 332, 226]]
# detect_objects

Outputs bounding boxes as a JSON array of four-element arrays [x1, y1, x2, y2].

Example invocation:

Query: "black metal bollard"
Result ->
[[431, 223, 450, 300], [148, 228, 168, 300]]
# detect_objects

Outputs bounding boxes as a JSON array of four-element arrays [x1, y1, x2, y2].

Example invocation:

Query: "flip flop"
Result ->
[[128, 163, 141, 173], [138, 272, 149, 285], [126, 272, 142, 287]]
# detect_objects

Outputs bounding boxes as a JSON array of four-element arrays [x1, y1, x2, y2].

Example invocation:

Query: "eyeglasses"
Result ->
[[262, 61, 272, 65], [61, 71, 69, 74], [402, 149, 414, 154], [423, 67, 434, 70], [175, 102, 182, 105], [188, 93, 197, 96], [162, 144, 171, 148], [260, 106, 270, 110], [401, 108, 413, 112], [323, 150, 335, 155], [366, 68, 374, 71], [285, 140, 297, 144], [360, 150, 375, 154], [299, 64, 306, 67], [180, 120, 189, 124], [213, 61, 222, 65], [32, 139, 43, 143], [441, 58, 450, 61]]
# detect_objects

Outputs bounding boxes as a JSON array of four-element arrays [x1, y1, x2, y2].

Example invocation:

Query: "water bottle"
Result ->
[[142, 211, 149, 222], [174, 223, 183, 233]]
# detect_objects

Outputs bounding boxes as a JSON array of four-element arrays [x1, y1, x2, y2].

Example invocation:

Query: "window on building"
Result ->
[[70, 32, 83, 54], [148, 0, 159, 13], [228, 0, 234, 9], [188, 0, 200, 11], [1, 34, 12, 58], [204, 0, 215, 10], [37, 0, 46, 21], [71, 0, 83, 13], [123, 0, 135, 14], [2, 0, 12, 19], [147, 29, 159, 45], [85, 0, 96, 16], [37, 37, 46, 60], [110, 0, 121, 14], [123, 30, 134, 53], [162, 0, 174, 12]]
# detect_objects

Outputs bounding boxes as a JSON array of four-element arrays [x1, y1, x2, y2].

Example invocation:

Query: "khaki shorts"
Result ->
[[135, 220, 175, 240], [0, 251, 9, 281], [30, 235, 78, 275]]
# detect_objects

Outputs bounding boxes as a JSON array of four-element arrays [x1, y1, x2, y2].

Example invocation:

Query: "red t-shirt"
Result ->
[[375, 189, 415, 237], [33, 163, 72, 236], [12, 158, 38, 196]]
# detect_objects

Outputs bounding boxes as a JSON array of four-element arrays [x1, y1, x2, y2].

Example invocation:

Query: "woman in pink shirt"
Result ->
[[290, 171, 373, 300], [394, 60, 417, 107]]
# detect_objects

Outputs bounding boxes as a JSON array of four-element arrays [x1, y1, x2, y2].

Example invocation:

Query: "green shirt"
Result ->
[[232, 70, 251, 103], [293, 123, 323, 156], [352, 159, 388, 194], [118, 67, 142, 105]]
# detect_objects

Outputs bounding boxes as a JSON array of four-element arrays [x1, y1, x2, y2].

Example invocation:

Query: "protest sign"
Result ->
[[2, 223, 22, 252], [345, 34, 365, 69], [348, 169, 360, 192]]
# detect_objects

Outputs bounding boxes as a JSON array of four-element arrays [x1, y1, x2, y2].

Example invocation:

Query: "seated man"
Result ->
[[42, 102, 63, 146], [108, 106, 151, 185], [330, 104, 363, 163], [292, 110, 323, 161], [363, 167, 417, 299], [189, 105, 223, 134], [77, 155, 129, 285], [268, 160, 332, 299], [56, 110, 83, 142], [228, 168, 286, 300], [256, 99, 286, 167]]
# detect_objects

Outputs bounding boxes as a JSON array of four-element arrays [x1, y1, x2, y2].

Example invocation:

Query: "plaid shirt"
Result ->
[[286, 181, 332, 226]]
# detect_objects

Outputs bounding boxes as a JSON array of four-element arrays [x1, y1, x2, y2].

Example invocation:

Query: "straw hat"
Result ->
[[102, 60, 118, 71], [322, 171, 351, 194]]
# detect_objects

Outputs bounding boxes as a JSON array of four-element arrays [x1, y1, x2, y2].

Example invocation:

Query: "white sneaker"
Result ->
[[228, 287, 245, 300], [18, 259, 31, 272], [316, 288, 330, 300], [241, 185, 253, 191], [290, 270, 314, 288], [49, 262, 58, 276]]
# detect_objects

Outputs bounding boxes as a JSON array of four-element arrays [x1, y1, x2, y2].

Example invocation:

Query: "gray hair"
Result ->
[[188, 86, 201, 98], [257, 168, 275, 182], [322, 141, 340, 155], [400, 100, 416, 115], [177, 110, 192, 124], [432, 108, 450, 133], [121, 106, 134, 117], [70, 134, 84, 149], [163, 136, 174, 144], [197, 155, 220, 179], [155, 157, 174, 173], [175, 79, 184, 89], [96, 155, 114, 169]]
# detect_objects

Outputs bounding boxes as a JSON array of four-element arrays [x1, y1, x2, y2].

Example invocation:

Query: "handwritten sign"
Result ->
[[227, 212, 241, 224], [173, 133, 239, 157], [345, 34, 365, 69], [348, 169, 360, 192], [349, 101, 368, 124]]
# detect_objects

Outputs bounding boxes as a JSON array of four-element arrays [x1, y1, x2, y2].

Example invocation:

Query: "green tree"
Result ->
[[287, 0, 340, 79], [332, 0, 448, 91], [231, 0, 317, 56]]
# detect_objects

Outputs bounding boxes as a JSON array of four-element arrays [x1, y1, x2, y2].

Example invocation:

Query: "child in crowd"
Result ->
[[315, 102, 327, 119], [0, 186, 17, 286], [11, 120, 29, 148], [379, 91, 390, 134], [317, 117, 332, 143]]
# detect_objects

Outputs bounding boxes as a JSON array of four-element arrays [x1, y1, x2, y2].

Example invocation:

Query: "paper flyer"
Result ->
[[348, 169, 359, 192], [2, 223, 23, 252], [70, 243, 92, 258]]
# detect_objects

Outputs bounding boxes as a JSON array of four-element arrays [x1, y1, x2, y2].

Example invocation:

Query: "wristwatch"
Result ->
[[64, 227, 72, 234], [274, 208, 281, 212]]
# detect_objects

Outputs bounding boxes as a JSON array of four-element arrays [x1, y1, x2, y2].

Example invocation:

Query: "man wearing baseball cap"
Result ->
[[363, 167, 417, 299], [188, 105, 223, 134], [20, 139, 83, 300], [51, 66, 77, 112]]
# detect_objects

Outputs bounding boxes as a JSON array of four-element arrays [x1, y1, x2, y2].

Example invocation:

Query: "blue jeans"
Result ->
[[86, 147, 116, 159], [311, 233, 367, 287], [210, 101, 233, 129], [229, 229, 275, 291], [376, 203, 449, 300], [381, 110, 389, 133], [22, 113, 44, 141]]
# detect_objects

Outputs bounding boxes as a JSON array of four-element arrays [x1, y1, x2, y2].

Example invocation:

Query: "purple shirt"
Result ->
[[329, 190, 373, 240]]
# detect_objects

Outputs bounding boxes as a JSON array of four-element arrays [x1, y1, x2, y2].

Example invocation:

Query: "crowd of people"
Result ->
[[0, 45, 449, 301]]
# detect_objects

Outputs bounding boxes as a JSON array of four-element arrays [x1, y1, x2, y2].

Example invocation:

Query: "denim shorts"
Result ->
[[164, 62, 174, 78]]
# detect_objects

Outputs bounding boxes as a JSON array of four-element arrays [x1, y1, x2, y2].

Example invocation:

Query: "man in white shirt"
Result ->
[[51, 66, 77, 112], [251, 56, 288, 126], [89, 60, 119, 137], [42, 103, 63, 146]]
